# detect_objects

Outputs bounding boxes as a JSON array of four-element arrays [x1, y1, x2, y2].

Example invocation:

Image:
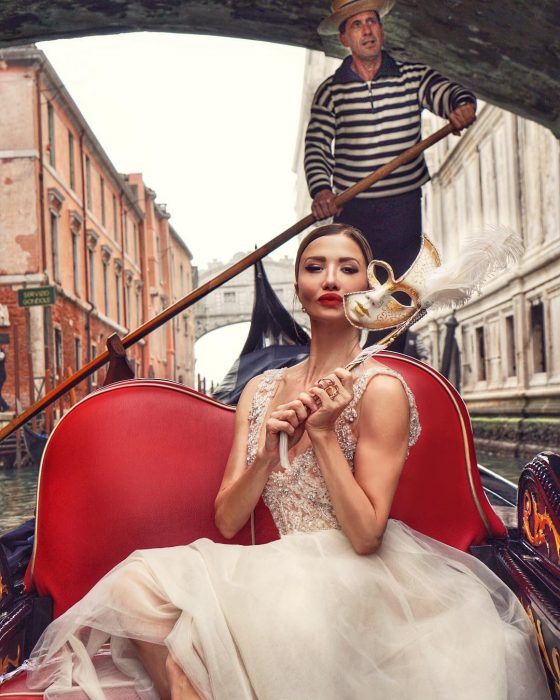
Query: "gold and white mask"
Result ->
[[344, 237, 441, 331]]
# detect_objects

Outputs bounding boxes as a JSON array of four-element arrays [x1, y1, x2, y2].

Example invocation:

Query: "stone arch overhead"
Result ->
[[0, 1, 558, 137]]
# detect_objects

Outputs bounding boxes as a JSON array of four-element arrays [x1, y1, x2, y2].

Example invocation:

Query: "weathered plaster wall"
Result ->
[[0, 1, 557, 136]]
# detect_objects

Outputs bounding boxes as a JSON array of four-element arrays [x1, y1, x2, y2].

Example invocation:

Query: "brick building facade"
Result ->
[[0, 46, 196, 421]]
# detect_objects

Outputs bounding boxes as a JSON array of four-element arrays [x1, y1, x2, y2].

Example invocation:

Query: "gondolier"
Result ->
[[305, 0, 477, 283]]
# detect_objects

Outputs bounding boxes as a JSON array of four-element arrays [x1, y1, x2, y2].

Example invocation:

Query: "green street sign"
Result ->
[[17, 286, 55, 307]]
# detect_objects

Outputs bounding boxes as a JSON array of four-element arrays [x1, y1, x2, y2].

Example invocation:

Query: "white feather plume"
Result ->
[[420, 226, 523, 310]]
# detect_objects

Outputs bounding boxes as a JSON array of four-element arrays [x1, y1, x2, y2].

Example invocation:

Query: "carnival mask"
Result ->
[[344, 237, 441, 331]]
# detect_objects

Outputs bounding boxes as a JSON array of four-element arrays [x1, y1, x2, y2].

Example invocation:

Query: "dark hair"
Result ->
[[339, 9, 380, 34], [294, 223, 373, 280]]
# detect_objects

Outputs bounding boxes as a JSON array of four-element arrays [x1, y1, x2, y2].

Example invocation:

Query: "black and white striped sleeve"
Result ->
[[418, 66, 476, 119], [304, 81, 336, 199]]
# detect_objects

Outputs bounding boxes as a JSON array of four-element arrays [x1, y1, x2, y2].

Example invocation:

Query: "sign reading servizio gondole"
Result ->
[[17, 286, 55, 307]]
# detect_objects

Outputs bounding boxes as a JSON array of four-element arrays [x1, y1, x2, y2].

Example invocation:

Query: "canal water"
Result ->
[[0, 451, 531, 537], [0, 466, 39, 536]]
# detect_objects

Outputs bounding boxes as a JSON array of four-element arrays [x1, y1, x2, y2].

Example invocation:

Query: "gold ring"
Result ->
[[317, 377, 339, 400], [325, 385, 339, 399]]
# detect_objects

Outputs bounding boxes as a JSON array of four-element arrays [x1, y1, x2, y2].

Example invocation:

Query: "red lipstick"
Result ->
[[318, 293, 343, 307]]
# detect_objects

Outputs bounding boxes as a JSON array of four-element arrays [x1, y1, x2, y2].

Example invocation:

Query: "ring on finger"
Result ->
[[325, 385, 339, 400], [317, 377, 335, 390]]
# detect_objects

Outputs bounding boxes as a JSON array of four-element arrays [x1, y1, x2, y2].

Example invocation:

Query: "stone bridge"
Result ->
[[195, 254, 307, 340]]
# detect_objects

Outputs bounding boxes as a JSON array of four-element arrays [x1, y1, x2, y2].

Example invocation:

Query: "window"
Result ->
[[85, 155, 92, 210], [47, 102, 56, 167], [103, 259, 110, 315], [115, 271, 122, 325], [91, 343, 98, 386], [50, 212, 60, 282], [112, 194, 118, 236], [475, 326, 486, 381], [123, 211, 128, 252], [505, 315, 516, 377], [531, 302, 547, 373], [68, 131, 75, 189], [135, 286, 142, 326], [156, 236, 162, 281], [72, 231, 80, 294], [125, 277, 132, 327], [54, 328, 63, 380], [180, 264, 184, 296], [224, 291, 236, 304], [88, 248, 96, 303], [74, 336, 81, 370], [100, 177, 106, 226], [133, 224, 139, 262]]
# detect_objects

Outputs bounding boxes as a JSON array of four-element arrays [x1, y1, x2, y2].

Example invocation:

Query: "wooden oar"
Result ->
[[0, 122, 454, 443]]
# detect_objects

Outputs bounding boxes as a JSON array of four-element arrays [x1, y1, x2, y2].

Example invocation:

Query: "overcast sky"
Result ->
[[38, 32, 307, 271], [37, 33, 309, 384]]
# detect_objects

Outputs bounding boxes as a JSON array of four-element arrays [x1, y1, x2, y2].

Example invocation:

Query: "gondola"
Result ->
[[1, 256, 559, 698], [0, 83, 558, 700], [22, 425, 48, 470]]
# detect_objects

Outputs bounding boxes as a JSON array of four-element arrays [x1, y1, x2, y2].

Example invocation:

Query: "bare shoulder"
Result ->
[[359, 361, 410, 419], [235, 373, 266, 415], [362, 371, 408, 405]]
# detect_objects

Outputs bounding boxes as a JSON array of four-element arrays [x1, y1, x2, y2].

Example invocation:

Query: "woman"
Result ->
[[28, 225, 548, 699]]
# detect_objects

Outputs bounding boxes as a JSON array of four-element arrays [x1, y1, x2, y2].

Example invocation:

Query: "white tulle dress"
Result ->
[[27, 367, 550, 699]]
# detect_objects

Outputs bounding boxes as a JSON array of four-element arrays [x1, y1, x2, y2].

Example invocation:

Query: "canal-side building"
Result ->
[[294, 50, 560, 455], [0, 45, 196, 419]]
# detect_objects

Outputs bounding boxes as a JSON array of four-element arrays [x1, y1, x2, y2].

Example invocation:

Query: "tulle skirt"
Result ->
[[27, 520, 550, 699]]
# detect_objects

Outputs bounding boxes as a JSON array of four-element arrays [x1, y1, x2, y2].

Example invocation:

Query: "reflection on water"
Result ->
[[0, 452, 533, 537], [0, 467, 39, 536], [477, 450, 526, 485]]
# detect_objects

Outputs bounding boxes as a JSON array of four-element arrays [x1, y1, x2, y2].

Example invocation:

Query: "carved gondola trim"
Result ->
[[523, 489, 560, 563], [497, 548, 560, 626], [0, 575, 7, 600], [525, 605, 560, 697], [29, 380, 236, 583]]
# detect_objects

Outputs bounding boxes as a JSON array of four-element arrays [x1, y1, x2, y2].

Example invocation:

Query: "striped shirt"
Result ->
[[305, 51, 476, 199]]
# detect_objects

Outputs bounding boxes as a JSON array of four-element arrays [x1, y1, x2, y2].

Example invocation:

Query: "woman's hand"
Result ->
[[304, 368, 354, 436], [256, 399, 312, 466]]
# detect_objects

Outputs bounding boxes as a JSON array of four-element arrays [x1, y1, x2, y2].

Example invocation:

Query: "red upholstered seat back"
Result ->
[[29, 355, 505, 618], [29, 380, 249, 617], [379, 353, 505, 548]]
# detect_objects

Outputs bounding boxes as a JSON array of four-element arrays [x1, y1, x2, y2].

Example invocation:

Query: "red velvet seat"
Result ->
[[0, 353, 505, 698]]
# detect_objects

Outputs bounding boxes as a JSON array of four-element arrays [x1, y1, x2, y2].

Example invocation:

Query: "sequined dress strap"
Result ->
[[345, 367, 421, 447], [246, 368, 286, 466]]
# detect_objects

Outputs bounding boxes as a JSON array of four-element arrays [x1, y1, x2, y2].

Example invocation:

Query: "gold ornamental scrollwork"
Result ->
[[522, 489, 560, 563], [0, 574, 7, 600], [526, 605, 560, 696], [0, 644, 20, 675]]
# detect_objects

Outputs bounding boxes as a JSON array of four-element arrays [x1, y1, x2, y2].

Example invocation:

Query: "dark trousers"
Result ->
[[335, 189, 422, 352]]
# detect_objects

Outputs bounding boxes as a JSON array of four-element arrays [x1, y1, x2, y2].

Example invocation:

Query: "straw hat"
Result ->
[[317, 0, 395, 36]]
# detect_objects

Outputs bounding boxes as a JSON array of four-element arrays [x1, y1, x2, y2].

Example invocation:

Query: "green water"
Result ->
[[476, 450, 527, 485], [0, 467, 39, 536]]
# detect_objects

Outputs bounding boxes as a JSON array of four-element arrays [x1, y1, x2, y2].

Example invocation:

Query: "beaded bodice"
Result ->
[[246, 366, 421, 536]]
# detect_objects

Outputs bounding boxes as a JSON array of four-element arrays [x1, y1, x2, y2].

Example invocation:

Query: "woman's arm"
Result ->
[[214, 376, 310, 539], [308, 372, 410, 555]]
